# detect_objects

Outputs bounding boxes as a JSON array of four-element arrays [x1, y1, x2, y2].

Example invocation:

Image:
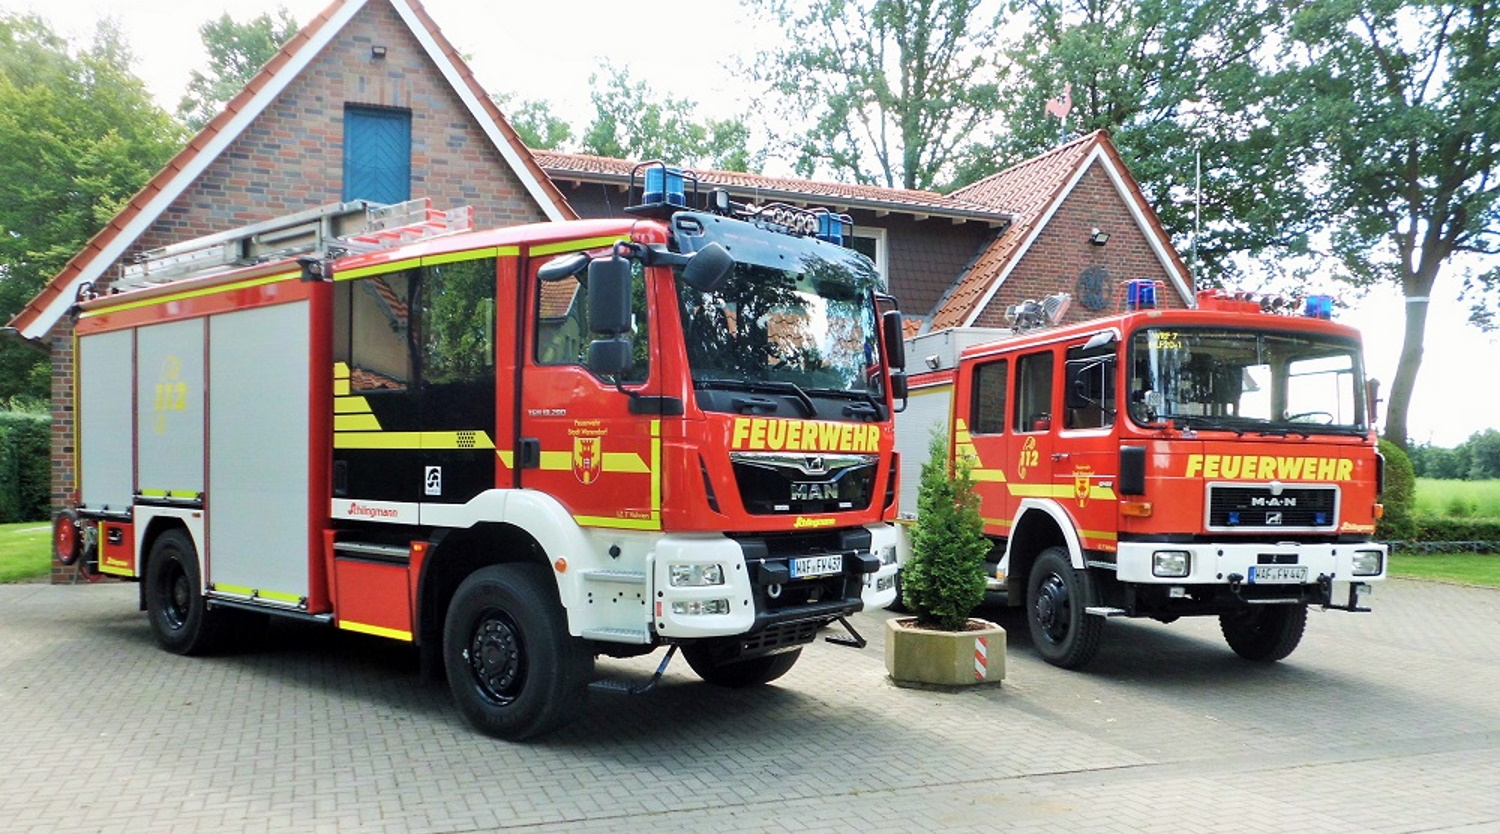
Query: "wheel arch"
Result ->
[[1003, 499, 1083, 598], [415, 521, 549, 656], [135, 512, 199, 611]]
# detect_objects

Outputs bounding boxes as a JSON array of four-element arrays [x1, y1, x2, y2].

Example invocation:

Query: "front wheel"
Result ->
[[443, 563, 593, 740], [1220, 604, 1307, 662], [1026, 546, 1103, 669], [144, 529, 226, 655], [682, 645, 802, 687]]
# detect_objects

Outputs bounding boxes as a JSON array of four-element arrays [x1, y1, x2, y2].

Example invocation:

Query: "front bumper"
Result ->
[[1112, 540, 1386, 612]]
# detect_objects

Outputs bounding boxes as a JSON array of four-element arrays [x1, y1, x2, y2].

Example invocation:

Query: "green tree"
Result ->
[[746, 0, 1007, 190], [1467, 429, 1500, 481], [581, 64, 763, 172], [1267, 1, 1499, 450], [902, 428, 989, 631], [500, 95, 572, 150], [0, 14, 185, 400], [176, 9, 298, 130]]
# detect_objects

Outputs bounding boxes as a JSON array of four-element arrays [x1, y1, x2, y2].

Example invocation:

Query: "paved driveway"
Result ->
[[2, 577, 1497, 833]]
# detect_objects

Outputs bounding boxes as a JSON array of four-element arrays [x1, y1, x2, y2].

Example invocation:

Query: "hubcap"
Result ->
[[1034, 573, 1070, 643], [466, 612, 524, 705], [164, 562, 190, 630]]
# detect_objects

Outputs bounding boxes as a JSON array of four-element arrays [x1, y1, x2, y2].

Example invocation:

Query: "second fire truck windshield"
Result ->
[[1128, 327, 1368, 435], [676, 253, 885, 413]]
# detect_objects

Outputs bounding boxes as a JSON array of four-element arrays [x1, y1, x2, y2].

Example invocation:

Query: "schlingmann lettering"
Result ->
[[347, 502, 400, 519], [730, 417, 882, 453], [1184, 454, 1354, 482]]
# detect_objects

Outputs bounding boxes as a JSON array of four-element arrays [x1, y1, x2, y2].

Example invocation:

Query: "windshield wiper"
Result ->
[[697, 378, 816, 417], [807, 387, 885, 421]]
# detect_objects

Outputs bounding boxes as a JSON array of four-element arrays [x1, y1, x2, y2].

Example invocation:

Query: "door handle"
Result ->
[[1051, 452, 1070, 461]]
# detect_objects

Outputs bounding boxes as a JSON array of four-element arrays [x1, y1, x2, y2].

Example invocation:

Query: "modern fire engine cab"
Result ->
[[896, 282, 1387, 668], [57, 166, 906, 739]]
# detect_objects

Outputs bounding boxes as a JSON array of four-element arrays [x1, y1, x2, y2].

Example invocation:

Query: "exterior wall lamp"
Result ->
[[1089, 228, 1110, 246], [371, 45, 388, 60]]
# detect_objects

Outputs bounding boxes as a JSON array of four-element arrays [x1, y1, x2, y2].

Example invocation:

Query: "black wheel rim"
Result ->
[[466, 610, 525, 706], [1033, 572, 1071, 644], [162, 559, 191, 631]]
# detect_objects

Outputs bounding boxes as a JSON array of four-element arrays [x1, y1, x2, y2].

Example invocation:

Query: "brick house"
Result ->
[[5, 0, 574, 581], [536, 130, 1195, 335]]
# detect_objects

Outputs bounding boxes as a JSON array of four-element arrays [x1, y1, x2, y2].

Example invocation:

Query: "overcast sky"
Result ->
[[25, 0, 1500, 446]]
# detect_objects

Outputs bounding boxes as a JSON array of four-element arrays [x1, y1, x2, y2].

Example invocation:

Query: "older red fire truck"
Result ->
[[56, 168, 904, 739], [896, 283, 1387, 668]]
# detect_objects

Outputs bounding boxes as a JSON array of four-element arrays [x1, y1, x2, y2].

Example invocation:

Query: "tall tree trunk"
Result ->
[[1381, 264, 1442, 450]]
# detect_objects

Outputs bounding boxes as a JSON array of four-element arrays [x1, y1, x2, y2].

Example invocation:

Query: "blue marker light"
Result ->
[[644, 166, 687, 207]]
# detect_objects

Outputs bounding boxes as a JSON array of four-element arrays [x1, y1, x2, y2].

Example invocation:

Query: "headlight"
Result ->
[[1152, 550, 1191, 578], [876, 545, 897, 566], [671, 599, 730, 616], [1352, 550, 1384, 576], [669, 564, 724, 587]]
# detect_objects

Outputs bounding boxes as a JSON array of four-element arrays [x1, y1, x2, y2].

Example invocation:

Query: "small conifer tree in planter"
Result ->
[[886, 429, 1004, 687]]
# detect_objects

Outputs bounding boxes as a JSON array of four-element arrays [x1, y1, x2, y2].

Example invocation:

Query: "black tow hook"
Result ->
[[824, 615, 867, 649]]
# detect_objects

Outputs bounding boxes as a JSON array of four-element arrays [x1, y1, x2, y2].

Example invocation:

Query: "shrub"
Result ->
[[0, 410, 50, 523], [1377, 438, 1416, 541], [1444, 495, 1476, 518], [901, 428, 989, 631]]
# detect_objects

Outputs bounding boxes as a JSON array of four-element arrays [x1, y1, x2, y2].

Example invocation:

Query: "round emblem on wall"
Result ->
[[1076, 265, 1110, 311]]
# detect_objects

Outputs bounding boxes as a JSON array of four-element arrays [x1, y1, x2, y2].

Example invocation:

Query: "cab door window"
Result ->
[[1014, 351, 1054, 433], [534, 259, 649, 383], [970, 359, 1009, 435]]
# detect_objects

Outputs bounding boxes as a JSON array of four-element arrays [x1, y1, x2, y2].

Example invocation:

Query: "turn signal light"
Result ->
[[1372, 503, 1385, 519], [1121, 501, 1153, 518]]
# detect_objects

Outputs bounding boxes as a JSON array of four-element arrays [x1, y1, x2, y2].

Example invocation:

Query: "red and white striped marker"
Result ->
[[974, 636, 989, 680]]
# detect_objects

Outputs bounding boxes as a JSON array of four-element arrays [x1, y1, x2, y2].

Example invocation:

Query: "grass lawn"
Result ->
[[1388, 552, 1500, 588], [0, 521, 52, 583], [1414, 478, 1500, 518]]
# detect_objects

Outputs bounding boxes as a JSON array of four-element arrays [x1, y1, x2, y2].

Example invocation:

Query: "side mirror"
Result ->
[[587, 255, 632, 335], [1366, 377, 1381, 425], [890, 371, 909, 413], [680, 241, 733, 292], [538, 252, 589, 282], [882, 310, 906, 370], [587, 337, 632, 378]]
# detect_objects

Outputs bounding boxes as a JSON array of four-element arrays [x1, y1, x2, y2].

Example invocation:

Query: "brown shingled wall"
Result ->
[[972, 162, 1186, 329], [49, 0, 552, 581]]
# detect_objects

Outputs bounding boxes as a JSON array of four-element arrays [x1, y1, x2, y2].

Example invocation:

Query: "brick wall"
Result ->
[[972, 161, 1187, 329], [49, 0, 555, 581]]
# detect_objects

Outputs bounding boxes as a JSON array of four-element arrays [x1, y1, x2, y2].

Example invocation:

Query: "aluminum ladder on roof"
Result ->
[[108, 198, 474, 293]]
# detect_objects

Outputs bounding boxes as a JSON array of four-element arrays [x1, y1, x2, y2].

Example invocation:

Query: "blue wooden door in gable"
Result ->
[[343, 106, 412, 204]]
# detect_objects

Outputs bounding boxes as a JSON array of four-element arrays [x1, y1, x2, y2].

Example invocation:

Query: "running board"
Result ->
[[590, 645, 678, 696], [207, 595, 333, 624], [1084, 606, 1126, 616], [823, 615, 867, 648]]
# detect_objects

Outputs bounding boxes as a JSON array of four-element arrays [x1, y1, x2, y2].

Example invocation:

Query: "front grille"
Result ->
[[1207, 484, 1339, 531], [731, 452, 878, 515]]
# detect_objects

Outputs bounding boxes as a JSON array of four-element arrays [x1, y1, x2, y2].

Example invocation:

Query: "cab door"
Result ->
[[518, 248, 661, 530], [1006, 348, 1056, 518]]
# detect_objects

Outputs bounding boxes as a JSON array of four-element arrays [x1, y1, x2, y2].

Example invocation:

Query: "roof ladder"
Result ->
[[108, 198, 474, 293]]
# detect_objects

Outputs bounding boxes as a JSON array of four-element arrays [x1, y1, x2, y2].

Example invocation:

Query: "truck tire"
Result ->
[[683, 646, 802, 687], [144, 529, 226, 655], [1026, 546, 1103, 669], [443, 563, 593, 740], [1219, 604, 1307, 662]]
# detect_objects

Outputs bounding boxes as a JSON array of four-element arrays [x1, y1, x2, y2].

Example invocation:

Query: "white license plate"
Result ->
[[790, 555, 844, 579], [1249, 565, 1307, 583]]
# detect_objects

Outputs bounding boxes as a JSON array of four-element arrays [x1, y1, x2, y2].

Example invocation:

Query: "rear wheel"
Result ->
[[683, 645, 802, 687], [1026, 546, 1103, 669], [1220, 604, 1307, 662], [443, 563, 593, 740], [144, 529, 226, 655]]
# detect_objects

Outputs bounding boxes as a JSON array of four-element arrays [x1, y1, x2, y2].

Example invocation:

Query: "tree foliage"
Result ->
[[0, 14, 185, 400], [176, 8, 298, 130], [580, 65, 763, 173], [1265, 1, 1500, 449], [500, 95, 573, 151], [902, 428, 989, 631], [747, 0, 1006, 190]]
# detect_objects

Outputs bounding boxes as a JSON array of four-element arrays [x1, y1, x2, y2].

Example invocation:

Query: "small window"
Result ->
[[418, 258, 496, 384], [339, 271, 415, 393], [1064, 345, 1116, 430], [535, 258, 649, 383], [1014, 351, 1054, 433], [970, 359, 1008, 435]]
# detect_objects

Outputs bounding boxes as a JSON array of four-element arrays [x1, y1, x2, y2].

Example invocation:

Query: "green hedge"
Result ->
[[1394, 516, 1500, 551], [0, 411, 50, 523]]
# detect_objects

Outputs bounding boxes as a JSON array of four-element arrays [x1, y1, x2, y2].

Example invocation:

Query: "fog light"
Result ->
[[669, 564, 724, 587], [876, 545, 897, 566], [1153, 550, 1191, 577], [876, 575, 896, 592], [1352, 550, 1384, 576], [671, 599, 730, 616]]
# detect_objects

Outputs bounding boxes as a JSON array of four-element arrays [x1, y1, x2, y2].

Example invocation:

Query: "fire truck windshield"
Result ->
[[1127, 327, 1369, 435], [676, 253, 884, 404]]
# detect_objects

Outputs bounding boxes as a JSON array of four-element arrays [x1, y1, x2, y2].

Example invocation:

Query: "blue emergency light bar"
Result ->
[[643, 166, 687, 208], [1126, 279, 1157, 310], [1304, 294, 1334, 319]]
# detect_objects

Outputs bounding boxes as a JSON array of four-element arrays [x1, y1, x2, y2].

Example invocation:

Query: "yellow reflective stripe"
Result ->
[[1005, 483, 1118, 501], [333, 362, 350, 378], [983, 517, 1014, 529], [421, 246, 517, 266], [339, 620, 413, 641], [333, 430, 497, 450], [139, 489, 200, 499], [335, 258, 420, 281], [650, 419, 662, 521], [212, 584, 302, 605], [334, 396, 371, 414], [530, 235, 628, 257], [971, 469, 1007, 483], [81, 271, 299, 316], [98, 561, 135, 577], [496, 450, 515, 469], [1079, 529, 1118, 542], [334, 413, 382, 431], [334, 379, 350, 396], [537, 450, 648, 472], [573, 515, 662, 531]]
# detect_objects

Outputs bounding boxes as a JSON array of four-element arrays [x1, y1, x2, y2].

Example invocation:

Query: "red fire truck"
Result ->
[[55, 169, 904, 739], [895, 283, 1387, 668]]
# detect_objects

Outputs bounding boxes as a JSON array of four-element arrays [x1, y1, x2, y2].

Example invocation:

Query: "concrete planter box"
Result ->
[[885, 617, 1006, 688]]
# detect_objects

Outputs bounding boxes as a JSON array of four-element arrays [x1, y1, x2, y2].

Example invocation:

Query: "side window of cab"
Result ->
[[534, 257, 649, 383]]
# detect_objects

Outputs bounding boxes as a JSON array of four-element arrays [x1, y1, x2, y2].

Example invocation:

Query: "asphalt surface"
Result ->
[[2, 577, 1498, 833]]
